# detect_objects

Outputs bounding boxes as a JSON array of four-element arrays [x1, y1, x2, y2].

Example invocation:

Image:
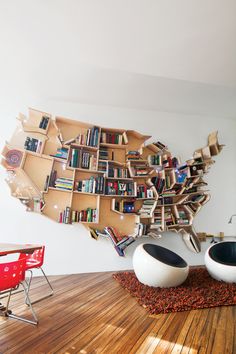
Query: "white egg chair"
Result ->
[[133, 243, 189, 288], [205, 241, 236, 283]]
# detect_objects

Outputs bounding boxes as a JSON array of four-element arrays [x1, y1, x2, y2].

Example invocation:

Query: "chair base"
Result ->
[[25, 267, 54, 305], [7, 313, 37, 326], [0, 283, 38, 326]]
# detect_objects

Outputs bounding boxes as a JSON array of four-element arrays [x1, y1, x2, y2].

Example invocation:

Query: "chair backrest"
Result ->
[[19, 246, 45, 268], [0, 257, 26, 292]]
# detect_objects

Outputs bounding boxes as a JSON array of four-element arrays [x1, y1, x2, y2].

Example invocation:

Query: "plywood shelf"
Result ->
[[48, 187, 73, 193], [100, 143, 127, 149]]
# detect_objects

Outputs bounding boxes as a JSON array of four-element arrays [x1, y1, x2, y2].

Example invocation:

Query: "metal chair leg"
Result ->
[[3, 283, 38, 325], [25, 267, 54, 305]]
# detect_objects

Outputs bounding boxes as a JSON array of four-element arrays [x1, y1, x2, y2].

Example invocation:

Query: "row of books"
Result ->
[[104, 227, 135, 256], [165, 175, 172, 189], [24, 137, 42, 153], [151, 176, 165, 194], [164, 207, 175, 226], [48, 170, 57, 188], [70, 149, 97, 170], [64, 126, 100, 147], [113, 200, 135, 214], [58, 207, 98, 223], [148, 154, 161, 166], [136, 223, 151, 236], [32, 198, 45, 213], [108, 166, 129, 178], [39, 116, 50, 130], [136, 184, 154, 199], [105, 180, 135, 196], [138, 200, 157, 218], [100, 132, 125, 145], [75, 176, 105, 194], [162, 156, 179, 168]]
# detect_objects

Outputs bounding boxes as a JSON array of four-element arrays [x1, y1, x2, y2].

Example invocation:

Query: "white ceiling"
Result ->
[[0, 0, 236, 116]]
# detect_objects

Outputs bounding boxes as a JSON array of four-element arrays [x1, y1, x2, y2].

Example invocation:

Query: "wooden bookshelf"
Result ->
[[1, 108, 224, 254]]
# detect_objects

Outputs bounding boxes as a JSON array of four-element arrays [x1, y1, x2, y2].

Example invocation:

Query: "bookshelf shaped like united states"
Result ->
[[1, 108, 224, 255]]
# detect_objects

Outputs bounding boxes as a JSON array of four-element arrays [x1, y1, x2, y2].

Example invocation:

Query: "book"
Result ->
[[39, 116, 50, 130], [100, 131, 124, 145], [50, 147, 68, 160], [24, 137, 42, 153], [44, 175, 50, 191]]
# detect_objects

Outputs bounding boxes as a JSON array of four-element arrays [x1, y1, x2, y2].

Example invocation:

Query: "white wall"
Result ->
[[0, 1, 236, 275], [1, 101, 236, 275]]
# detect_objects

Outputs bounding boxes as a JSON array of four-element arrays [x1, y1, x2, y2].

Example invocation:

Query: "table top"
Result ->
[[0, 243, 42, 256]]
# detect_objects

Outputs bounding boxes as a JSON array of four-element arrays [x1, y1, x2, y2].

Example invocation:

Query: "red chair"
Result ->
[[0, 257, 38, 325], [19, 246, 53, 304]]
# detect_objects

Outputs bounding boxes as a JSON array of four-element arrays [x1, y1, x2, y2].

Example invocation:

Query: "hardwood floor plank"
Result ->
[[0, 272, 234, 354], [170, 311, 196, 354]]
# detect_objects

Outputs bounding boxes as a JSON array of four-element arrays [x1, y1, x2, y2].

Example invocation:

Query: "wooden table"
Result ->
[[0, 243, 42, 257]]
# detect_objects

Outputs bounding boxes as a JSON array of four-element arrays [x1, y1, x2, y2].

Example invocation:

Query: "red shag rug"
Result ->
[[113, 267, 236, 315]]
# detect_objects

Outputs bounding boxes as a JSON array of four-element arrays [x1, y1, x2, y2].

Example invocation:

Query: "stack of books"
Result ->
[[138, 200, 157, 218], [126, 151, 140, 160], [153, 209, 163, 227], [55, 177, 73, 191], [104, 227, 135, 256], [51, 147, 68, 160], [98, 160, 107, 172], [131, 162, 150, 176], [99, 148, 109, 160], [177, 208, 189, 225], [153, 141, 167, 150]]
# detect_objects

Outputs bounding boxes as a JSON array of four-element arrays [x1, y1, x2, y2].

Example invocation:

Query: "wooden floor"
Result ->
[[0, 272, 235, 354]]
